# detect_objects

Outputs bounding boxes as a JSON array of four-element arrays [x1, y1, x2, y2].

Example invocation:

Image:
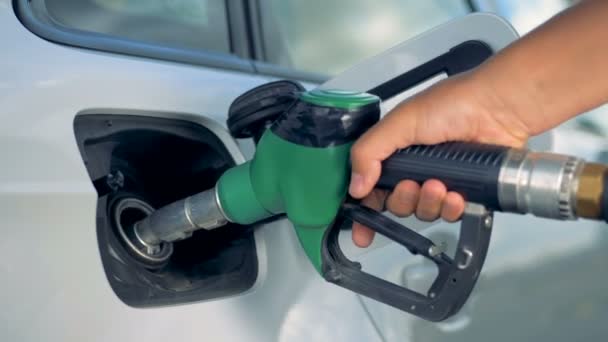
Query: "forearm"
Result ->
[[474, 0, 608, 136]]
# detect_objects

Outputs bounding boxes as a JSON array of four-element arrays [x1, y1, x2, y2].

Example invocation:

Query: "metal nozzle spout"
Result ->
[[134, 186, 229, 246]]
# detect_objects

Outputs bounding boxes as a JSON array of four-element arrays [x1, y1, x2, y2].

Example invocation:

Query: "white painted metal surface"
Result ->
[[0, 1, 378, 341], [2, 1, 607, 341]]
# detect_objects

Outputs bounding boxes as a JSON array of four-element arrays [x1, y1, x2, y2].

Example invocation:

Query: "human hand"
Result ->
[[349, 72, 530, 247]]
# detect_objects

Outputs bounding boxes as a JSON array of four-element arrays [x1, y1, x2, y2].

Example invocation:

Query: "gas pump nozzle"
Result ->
[[125, 14, 608, 322], [129, 82, 608, 321]]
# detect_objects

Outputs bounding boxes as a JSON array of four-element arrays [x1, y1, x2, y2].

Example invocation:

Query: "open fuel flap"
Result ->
[[74, 114, 257, 307]]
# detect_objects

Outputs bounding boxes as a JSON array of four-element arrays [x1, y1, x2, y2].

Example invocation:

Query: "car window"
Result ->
[[258, 1, 470, 76], [44, 0, 231, 54], [473, 0, 572, 34]]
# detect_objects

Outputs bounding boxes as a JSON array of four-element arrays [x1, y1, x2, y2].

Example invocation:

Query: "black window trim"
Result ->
[[226, 0, 253, 60], [243, 0, 328, 83], [245, 0, 266, 62]]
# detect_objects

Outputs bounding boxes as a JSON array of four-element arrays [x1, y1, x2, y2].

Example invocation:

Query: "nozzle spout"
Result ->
[[134, 186, 229, 246]]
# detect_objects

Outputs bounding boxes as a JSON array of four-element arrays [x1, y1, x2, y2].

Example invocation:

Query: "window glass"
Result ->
[[473, 0, 572, 34], [44, 0, 230, 54], [259, 1, 470, 75]]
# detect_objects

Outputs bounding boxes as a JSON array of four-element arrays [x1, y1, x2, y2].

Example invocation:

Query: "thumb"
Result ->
[[349, 110, 418, 198]]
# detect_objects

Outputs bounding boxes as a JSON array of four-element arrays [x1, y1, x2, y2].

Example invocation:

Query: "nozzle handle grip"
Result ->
[[322, 202, 493, 322], [377, 142, 509, 210]]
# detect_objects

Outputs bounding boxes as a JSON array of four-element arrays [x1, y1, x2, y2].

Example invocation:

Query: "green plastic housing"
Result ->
[[218, 131, 351, 272], [217, 89, 379, 273]]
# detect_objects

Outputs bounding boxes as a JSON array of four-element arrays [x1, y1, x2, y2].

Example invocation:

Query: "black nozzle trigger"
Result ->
[[321, 202, 493, 322]]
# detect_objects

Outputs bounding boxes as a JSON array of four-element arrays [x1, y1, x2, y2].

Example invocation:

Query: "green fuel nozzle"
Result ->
[[131, 80, 608, 322], [217, 86, 380, 272]]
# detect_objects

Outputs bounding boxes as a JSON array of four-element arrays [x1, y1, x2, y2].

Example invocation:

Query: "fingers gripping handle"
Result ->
[[377, 142, 510, 211]]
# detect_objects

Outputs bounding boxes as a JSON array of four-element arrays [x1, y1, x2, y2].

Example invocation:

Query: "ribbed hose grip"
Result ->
[[377, 142, 509, 210]]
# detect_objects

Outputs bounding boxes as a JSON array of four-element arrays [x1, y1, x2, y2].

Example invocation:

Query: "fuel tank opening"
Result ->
[[111, 197, 173, 269], [74, 114, 258, 307]]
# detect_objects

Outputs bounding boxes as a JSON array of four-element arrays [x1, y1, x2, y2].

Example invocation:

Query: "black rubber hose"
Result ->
[[602, 172, 608, 222]]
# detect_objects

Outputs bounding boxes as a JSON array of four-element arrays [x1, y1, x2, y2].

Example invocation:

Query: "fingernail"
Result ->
[[349, 173, 365, 197]]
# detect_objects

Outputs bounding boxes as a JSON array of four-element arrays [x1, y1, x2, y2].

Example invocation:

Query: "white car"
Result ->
[[3, 1, 607, 341]]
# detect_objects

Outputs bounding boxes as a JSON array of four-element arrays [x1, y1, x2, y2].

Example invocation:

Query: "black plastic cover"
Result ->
[[227, 80, 305, 141], [378, 142, 508, 210], [271, 99, 380, 147], [322, 203, 493, 322], [369, 40, 493, 100]]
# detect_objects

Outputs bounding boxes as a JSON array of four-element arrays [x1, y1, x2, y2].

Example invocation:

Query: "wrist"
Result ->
[[470, 64, 537, 133], [470, 47, 558, 137], [459, 69, 531, 146]]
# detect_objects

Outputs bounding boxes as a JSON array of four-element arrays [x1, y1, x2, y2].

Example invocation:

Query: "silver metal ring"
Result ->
[[214, 184, 233, 223], [112, 197, 173, 265], [558, 157, 580, 219]]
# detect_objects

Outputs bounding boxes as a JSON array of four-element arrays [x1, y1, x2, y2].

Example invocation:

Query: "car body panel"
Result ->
[[0, 1, 381, 341], [2, 1, 607, 341]]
